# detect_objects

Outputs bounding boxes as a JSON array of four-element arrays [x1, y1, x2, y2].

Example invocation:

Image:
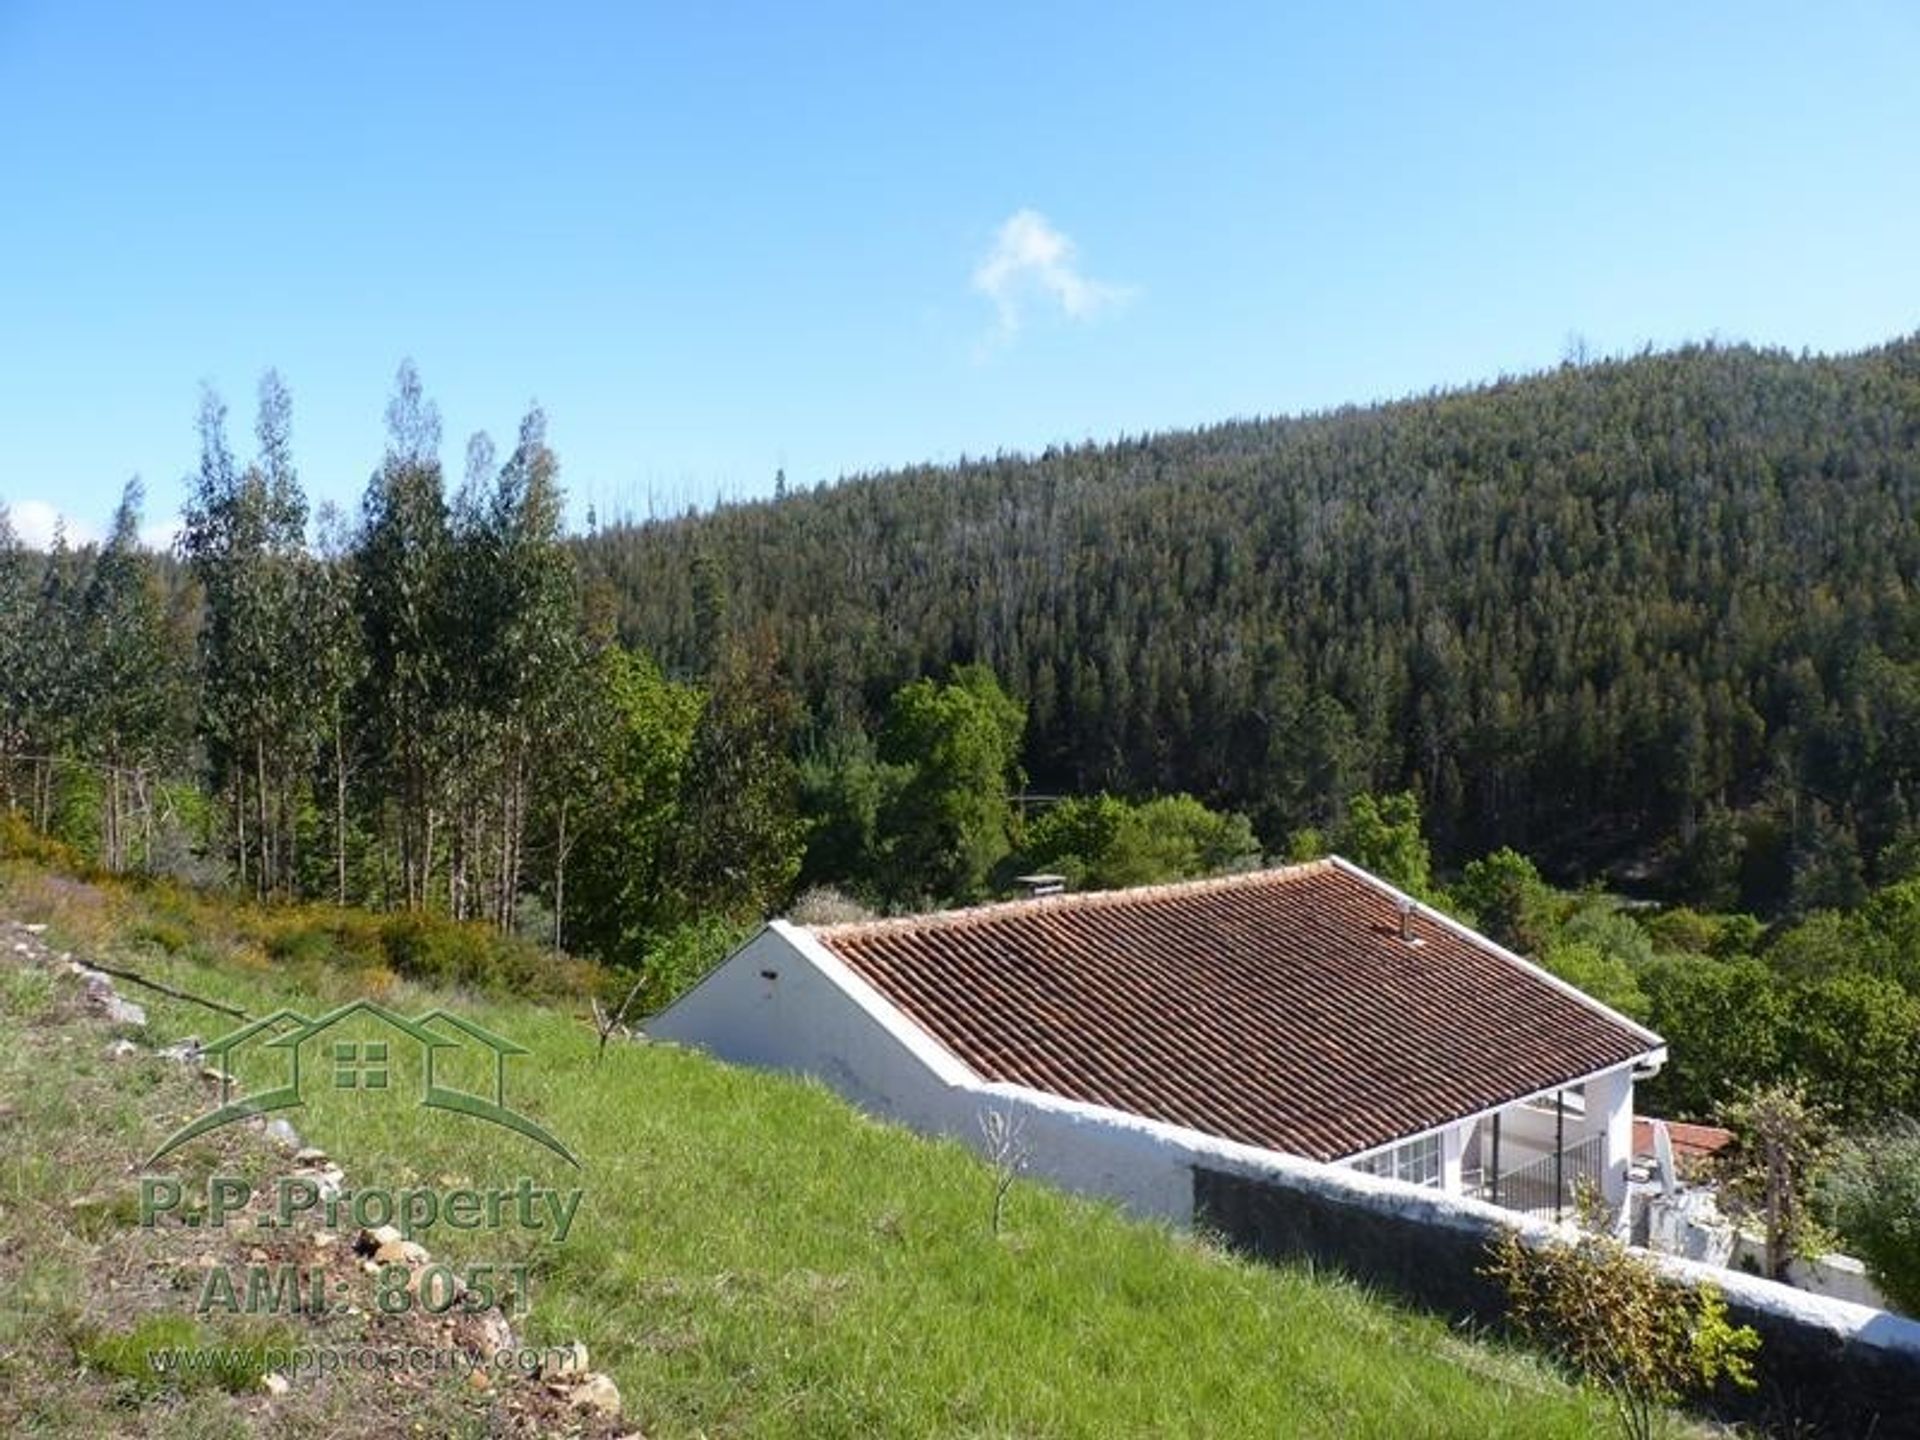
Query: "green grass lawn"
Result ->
[[0, 860, 1645, 1438]]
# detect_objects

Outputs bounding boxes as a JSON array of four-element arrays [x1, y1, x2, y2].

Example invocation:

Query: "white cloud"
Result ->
[[971, 209, 1133, 347], [5, 499, 99, 550], [1, 500, 178, 553]]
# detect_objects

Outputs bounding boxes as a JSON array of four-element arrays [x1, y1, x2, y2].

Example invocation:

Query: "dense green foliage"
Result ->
[[1819, 1123, 1920, 1314], [583, 337, 1920, 906], [874, 662, 1027, 901], [6, 341, 1920, 1121], [1019, 791, 1259, 890], [0, 367, 813, 999], [1484, 1225, 1756, 1440]]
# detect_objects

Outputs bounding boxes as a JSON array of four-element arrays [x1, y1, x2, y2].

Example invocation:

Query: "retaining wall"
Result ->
[[1195, 1160, 1920, 1439]]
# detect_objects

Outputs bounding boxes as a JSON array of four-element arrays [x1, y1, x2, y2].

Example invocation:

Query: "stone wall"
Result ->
[[1195, 1162, 1920, 1439]]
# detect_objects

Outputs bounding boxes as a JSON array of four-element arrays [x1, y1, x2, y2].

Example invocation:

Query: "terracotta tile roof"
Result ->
[[1633, 1117, 1735, 1166], [812, 859, 1663, 1163]]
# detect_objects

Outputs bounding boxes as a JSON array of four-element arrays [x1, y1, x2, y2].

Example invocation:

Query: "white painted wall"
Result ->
[[646, 923, 1202, 1219], [1590, 1066, 1635, 1205], [1729, 1235, 1895, 1313], [1442, 1122, 1465, 1191], [645, 924, 969, 1126]]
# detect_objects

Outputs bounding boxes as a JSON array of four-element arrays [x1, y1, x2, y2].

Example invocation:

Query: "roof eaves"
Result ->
[[1323, 854, 1668, 1053], [1333, 1051, 1662, 1165]]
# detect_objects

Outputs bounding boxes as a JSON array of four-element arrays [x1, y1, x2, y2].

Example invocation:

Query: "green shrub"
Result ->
[[264, 924, 340, 968], [128, 918, 191, 954], [619, 915, 753, 1015], [1821, 1123, 1920, 1315], [376, 913, 480, 986], [1485, 1226, 1758, 1440], [1451, 847, 1557, 954], [0, 810, 91, 873], [370, 910, 597, 999], [1540, 940, 1650, 1021]]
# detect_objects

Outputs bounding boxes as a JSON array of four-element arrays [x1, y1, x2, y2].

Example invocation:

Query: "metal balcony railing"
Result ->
[[1468, 1133, 1605, 1219]]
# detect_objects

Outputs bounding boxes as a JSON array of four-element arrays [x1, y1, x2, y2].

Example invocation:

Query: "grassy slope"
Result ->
[[0, 861, 1634, 1438]]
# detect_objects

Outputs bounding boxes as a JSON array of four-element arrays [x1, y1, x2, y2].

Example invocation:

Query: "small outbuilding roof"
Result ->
[[811, 858, 1663, 1162], [1633, 1117, 1735, 1168]]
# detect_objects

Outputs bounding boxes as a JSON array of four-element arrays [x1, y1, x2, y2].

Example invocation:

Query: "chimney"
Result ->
[[1396, 897, 1421, 945]]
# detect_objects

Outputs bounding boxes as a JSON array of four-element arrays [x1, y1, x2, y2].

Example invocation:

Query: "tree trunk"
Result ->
[[255, 735, 271, 899], [284, 776, 297, 899], [334, 722, 348, 906], [234, 778, 248, 893], [100, 765, 114, 871], [552, 798, 569, 954]]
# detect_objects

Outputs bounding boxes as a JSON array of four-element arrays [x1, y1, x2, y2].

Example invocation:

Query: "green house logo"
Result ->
[[148, 1000, 577, 1167]]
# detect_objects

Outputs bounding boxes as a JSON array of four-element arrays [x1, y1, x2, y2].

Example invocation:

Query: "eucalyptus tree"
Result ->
[[18, 525, 82, 830], [427, 408, 584, 930], [441, 431, 503, 922], [473, 407, 581, 932], [76, 481, 180, 869], [303, 501, 366, 904], [0, 505, 26, 807], [353, 361, 454, 910], [180, 374, 312, 896]]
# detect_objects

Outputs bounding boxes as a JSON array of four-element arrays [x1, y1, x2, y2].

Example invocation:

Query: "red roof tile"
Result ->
[[1633, 1117, 1734, 1165], [813, 859, 1662, 1162]]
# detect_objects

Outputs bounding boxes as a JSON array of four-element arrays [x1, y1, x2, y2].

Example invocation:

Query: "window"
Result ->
[[1350, 1132, 1442, 1187]]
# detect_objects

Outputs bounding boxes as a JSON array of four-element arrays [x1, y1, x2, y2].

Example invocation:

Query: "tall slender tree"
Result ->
[[354, 361, 453, 909], [477, 407, 580, 932], [76, 481, 180, 870], [303, 502, 366, 905], [19, 525, 81, 831], [180, 376, 311, 896], [0, 506, 27, 809], [667, 629, 805, 923]]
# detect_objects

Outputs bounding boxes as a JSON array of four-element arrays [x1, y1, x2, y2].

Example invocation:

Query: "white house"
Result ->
[[647, 857, 1667, 1224]]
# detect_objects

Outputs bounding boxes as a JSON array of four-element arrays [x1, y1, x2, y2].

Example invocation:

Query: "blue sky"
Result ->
[[2, 2, 1917, 546]]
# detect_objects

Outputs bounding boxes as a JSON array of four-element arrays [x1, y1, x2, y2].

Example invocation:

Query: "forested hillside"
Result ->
[[8, 342, 1920, 1190], [583, 338, 1920, 909]]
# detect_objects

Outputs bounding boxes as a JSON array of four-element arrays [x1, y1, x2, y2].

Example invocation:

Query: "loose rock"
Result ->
[[543, 1340, 589, 1377], [570, 1372, 622, 1417], [374, 1239, 431, 1267], [263, 1119, 302, 1150], [357, 1224, 404, 1254]]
